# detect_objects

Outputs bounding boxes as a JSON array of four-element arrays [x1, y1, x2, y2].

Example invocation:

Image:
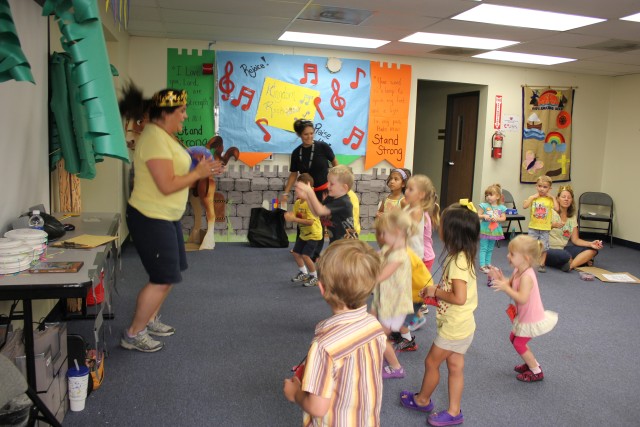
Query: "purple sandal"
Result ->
[[428, 410, 464, 426], [399, 391, 434, 412]]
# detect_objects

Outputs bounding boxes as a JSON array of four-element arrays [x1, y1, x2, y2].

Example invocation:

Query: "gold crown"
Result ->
[[152, 90, 187, 107]]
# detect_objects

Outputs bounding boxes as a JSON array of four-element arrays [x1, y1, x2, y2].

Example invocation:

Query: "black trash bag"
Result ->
[[22, 211, 66, 240], [247, 208, 289, 248]]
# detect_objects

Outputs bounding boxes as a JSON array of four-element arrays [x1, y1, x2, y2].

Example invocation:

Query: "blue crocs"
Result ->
[[428, 410, 464, 426]]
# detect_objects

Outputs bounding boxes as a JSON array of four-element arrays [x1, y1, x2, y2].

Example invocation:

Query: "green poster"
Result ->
[[167, 49, 215, 147]]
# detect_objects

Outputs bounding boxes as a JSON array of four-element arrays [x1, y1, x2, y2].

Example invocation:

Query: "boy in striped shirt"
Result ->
[[284, 240, 387, 426]]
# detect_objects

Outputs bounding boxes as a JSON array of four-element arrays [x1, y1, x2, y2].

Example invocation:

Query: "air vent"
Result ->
[[298, 5, 372, 25], [578, 39, 640, 53], [430, 47, 488, 56]]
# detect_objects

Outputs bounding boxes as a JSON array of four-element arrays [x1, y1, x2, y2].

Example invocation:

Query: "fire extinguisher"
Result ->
[[491, 131, 504, 159]]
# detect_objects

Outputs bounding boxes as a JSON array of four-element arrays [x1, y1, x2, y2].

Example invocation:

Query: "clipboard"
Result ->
[[51, 234, 118, 249]]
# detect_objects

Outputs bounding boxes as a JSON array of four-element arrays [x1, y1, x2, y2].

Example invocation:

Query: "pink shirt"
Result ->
[[423, 213, 435, 262], [512, 267, 546, 324]]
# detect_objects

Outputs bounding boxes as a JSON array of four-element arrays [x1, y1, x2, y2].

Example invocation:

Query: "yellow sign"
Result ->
[[255, 77, 319, 131]]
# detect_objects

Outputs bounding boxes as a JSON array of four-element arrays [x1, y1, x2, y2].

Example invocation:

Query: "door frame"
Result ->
[[440, 90, 480, 207]]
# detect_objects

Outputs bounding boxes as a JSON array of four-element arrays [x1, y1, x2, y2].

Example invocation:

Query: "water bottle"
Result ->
[[28, 210, 45, 230]]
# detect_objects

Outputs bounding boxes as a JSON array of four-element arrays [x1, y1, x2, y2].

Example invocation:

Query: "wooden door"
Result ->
[[440, 92, 479, 208]]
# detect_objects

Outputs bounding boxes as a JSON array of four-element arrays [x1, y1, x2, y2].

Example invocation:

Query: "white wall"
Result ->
[[602, 74, 640, 243], [0, 0, 49, 234], [0, 0, 50, 324], [127, 37, 630, 240]]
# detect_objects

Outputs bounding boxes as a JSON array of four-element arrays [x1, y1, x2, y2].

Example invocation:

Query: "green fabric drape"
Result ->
[[50, 52, 101, 177], [0, 0, 35, 83], [44, 0, 129, 179]]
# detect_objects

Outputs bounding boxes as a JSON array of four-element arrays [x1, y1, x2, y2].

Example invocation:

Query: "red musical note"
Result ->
[[231, 86, 255, 111], [256, 118, 271, 142], [299, 63, 318, 85], [330, 79, 346, 117], [343, 126, 365, 150], [314, 97, 325, 120], [350, 67, 366, 89], [218, 61, 235, 101]]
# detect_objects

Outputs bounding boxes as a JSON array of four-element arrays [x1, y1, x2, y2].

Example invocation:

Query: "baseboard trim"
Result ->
[[613, 237, 640, 250]]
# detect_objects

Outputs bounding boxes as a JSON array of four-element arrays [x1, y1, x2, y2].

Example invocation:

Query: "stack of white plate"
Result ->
[[0, 238, 36, 274], [3, 228, 48, 262]]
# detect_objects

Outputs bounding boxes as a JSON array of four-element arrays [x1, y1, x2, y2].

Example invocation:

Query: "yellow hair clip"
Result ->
[[459, 198, 477, 213]]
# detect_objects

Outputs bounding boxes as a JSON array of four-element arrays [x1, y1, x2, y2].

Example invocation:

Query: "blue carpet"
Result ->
[[63, 236, 640, 426]]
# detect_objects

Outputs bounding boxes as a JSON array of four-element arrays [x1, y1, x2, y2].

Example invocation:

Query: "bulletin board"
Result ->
[[216, 51, 370, 158], [164, 50, 413, 168]]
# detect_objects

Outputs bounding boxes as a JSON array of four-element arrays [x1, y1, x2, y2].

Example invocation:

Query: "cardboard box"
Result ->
[[15, 347, 55, 393], [576, 267, 640, 284], [35, 322, 67, 363], [56, 357, 68, 405], [36, 369, 62, 417]]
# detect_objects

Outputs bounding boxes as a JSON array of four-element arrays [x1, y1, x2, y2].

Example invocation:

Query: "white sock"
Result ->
[[401, 332, 412, 341], [299, 266, 308, 274], [531, 365, 542, 374], [199, 222, 216, 250], [308, 271, 317, 278]]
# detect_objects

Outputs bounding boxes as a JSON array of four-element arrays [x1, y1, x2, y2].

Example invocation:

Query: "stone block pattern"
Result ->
[[182, 164, 394, 237]]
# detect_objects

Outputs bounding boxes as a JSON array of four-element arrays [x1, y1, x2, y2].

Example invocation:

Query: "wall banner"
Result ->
[[521, 86, 574, 183], [167, 49, 216, 147], [216, 51, 370, 156], [365, 62, 411, 169]]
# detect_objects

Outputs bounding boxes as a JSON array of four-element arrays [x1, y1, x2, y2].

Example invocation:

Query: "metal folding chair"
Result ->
[[578, 191, 614, 247], [501, 189, 525, 238]]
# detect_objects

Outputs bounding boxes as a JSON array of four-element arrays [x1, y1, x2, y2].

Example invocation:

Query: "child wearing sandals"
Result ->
[[371, 210, 418, 379], [478, 183, 507, 274], [399, 201, 479, 426], [489, 235, 558, 382], [283, 240, 386, 426], [377, 168, 411, 217]]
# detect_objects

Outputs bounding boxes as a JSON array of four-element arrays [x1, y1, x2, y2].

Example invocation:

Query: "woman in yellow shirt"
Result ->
[[121, 88, 223, 353]]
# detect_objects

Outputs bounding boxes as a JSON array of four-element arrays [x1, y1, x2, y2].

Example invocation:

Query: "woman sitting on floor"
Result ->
[[547, 185, 603, 272]]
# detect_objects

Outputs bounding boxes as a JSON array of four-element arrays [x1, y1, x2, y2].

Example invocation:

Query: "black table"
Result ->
[[0, 213, 119, 425]]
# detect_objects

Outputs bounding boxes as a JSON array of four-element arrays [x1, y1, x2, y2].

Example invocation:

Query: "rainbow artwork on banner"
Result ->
[[544, 132, 566, 153]]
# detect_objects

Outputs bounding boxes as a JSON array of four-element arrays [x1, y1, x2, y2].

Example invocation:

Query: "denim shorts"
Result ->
[[126, 204, 187, 284], [528, 229, 550, 251]]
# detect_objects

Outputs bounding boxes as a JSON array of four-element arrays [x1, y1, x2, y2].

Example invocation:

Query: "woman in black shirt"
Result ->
[[282, 119, 338, 204]]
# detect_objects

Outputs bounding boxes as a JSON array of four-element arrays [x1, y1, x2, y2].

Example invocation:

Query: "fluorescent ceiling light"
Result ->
[[453, 4, 605, 31], [474, 51, 576, 65], [400, 32, 518, 49], [620, 12, 640, 23], [279, 31, 389, 48]]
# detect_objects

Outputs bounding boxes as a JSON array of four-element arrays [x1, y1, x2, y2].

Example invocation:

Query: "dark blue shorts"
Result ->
[[292, 238, 321, 258], [126, 204, 187, 284]]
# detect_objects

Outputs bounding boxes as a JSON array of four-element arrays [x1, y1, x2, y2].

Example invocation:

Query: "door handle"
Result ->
[[448, 161, 454, 166]]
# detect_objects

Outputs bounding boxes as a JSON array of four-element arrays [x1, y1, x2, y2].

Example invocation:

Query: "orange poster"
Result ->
[[365, 62, 412, 169]]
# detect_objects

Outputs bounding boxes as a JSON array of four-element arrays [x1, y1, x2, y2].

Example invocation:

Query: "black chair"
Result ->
[[501, 189, 526, 238], [578, 191, 614, 247]]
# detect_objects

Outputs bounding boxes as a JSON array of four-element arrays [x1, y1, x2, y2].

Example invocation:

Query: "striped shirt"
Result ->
[[302, 305, 386, 427]]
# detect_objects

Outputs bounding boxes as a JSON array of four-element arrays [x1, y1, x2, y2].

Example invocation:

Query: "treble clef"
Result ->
[[218, 61, 235, 101], [330, 78, 346, 117]]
